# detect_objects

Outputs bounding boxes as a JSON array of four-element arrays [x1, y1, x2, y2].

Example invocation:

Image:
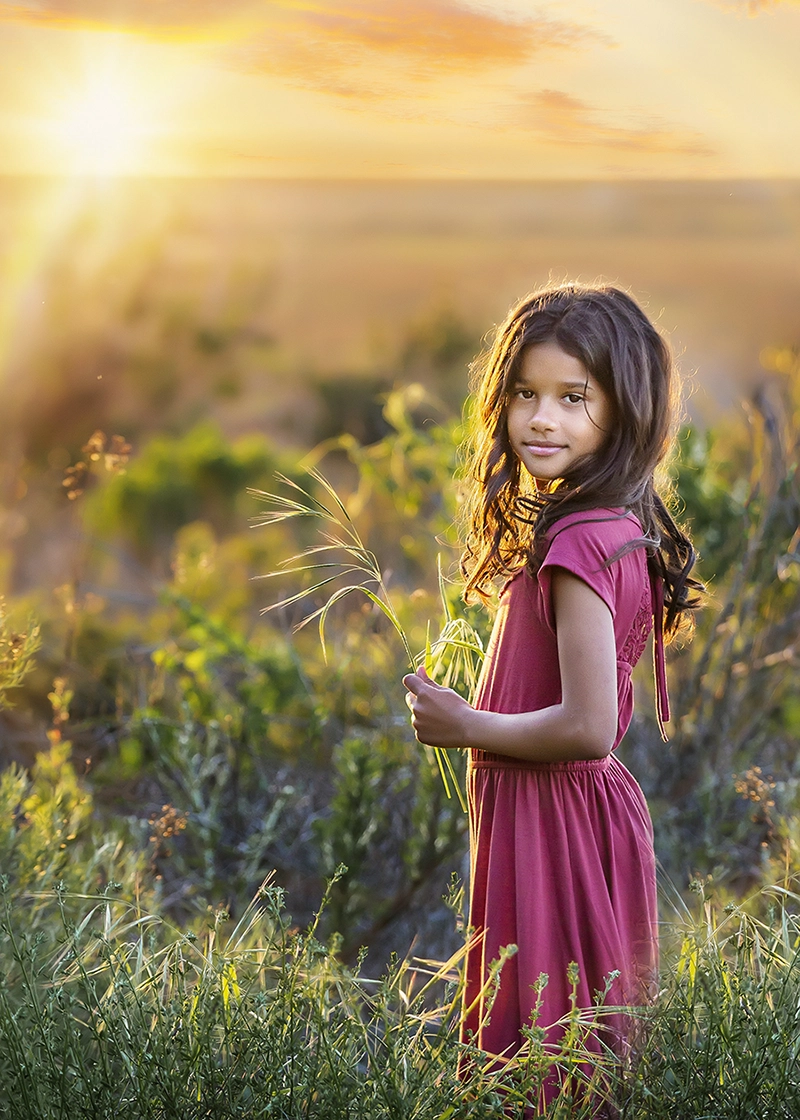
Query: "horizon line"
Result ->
[[0, 173, 799, 186]]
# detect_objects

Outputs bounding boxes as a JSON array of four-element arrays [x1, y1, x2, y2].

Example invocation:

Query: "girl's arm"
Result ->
[[403, 570, 618, 762]]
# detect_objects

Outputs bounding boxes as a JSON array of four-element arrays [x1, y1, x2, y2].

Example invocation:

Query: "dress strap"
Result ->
[[651, 571, 671, 741]]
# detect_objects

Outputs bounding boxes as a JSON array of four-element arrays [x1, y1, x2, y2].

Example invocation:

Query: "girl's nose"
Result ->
[[530, 403, 556, 431]]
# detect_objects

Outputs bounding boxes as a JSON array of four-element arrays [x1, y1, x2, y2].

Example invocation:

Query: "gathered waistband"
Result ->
[[469, 751, 612, 773]]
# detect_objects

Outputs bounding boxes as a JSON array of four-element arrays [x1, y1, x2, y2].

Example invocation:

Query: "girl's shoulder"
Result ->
[[535, 507, 648, 629], [544, 507, 644, 552]]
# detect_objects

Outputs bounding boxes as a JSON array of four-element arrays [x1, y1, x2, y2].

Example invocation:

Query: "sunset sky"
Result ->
[[0, 0, 798, 178]]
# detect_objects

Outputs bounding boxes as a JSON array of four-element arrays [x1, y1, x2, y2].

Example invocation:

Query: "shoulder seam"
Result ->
[[548, 509, 638, 546]]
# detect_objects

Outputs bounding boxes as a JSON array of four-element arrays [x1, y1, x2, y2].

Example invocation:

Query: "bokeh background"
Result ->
[[0, 0, 799, 964]]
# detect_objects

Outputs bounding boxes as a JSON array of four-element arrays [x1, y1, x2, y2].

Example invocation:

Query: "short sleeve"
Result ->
[[537, 511, 642, 634]]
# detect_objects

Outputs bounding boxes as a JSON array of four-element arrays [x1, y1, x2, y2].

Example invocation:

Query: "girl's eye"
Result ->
[[565, 393, 585, 404], [516, 389, 534, 399]]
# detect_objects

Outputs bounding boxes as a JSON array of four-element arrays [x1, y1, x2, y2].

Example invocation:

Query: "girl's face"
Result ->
[[506, 341, 613, 485]]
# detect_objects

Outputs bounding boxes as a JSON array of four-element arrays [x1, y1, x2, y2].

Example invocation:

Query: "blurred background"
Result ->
[[0, 0, 798, 964]]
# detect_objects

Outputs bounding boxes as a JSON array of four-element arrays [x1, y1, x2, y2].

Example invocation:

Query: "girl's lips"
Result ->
[[523, 442, 564, 456]]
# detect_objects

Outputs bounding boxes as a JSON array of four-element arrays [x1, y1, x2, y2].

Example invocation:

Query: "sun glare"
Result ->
[[50, 76, 154, 175]]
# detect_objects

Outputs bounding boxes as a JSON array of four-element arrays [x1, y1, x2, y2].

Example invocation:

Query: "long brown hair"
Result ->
[[460, 283, 702, 635]]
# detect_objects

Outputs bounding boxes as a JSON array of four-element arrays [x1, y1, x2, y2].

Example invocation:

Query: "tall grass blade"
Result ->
[[251, 470, 480, 804]]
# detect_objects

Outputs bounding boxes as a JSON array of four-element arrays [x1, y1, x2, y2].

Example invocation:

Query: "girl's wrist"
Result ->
[[461, 706, 489, 751]]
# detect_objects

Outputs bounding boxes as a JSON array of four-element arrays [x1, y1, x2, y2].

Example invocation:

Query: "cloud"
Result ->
[[519, 89, 714, 157], [0, 1, 603, 99], [0, 1, 230, 32], [238, 2, 609, 104], [267, 1, 592, 71]]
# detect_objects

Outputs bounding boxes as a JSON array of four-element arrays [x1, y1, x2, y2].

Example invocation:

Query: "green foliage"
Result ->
[[671, 424, 747, 583], [402, 305, 479, 373], [313, 731, 467, 955], [0, 601, 40, 711], [342, 382, 466, 580], [315, 735, 391, 936], [0, 738, 145, 935], [628, 373, 800, 884], [85, 423, 283, 557], [251, 418, 478, 810], [616, 885, 800, 1118], [147, 592, 310, 747], [120, 592, 316, 902], [311, 374, 393, 445], [4, 862, 800, 1118]]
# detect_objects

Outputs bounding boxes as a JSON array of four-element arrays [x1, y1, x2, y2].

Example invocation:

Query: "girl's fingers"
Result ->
[[405, 666, 450, 693], [403, 670, 436, 695]]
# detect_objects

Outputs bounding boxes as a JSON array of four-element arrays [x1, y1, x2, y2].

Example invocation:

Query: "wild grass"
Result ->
[[0, 871, 511, 1119], [2, 868, 800, 1118], [616, 882, 800, 1118]]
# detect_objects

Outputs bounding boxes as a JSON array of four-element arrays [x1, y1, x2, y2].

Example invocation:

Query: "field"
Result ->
[[0, 177, 798, 1115]]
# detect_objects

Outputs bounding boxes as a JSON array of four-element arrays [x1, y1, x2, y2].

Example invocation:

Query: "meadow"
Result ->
[[0, 178, 798, 1115]]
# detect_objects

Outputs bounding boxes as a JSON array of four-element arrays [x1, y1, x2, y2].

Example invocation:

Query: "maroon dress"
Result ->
[[461, 509, 659, 1064]]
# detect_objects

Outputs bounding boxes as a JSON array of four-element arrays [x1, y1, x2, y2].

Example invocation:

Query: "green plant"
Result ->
[[615, 883, 800, 1118], [9, 861, 799, 1119], [0, 600, 40, 710], [626, 372, 800, 885], [0, 681, 147, 934], [251, 465, 480, 809], [122, 592, 315, 905], [85, 423, 283, 560], [0, 867, 623, 1120]]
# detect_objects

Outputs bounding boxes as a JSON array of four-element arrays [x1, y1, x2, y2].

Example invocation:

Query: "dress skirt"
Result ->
[[461, 752, 658, 1062]]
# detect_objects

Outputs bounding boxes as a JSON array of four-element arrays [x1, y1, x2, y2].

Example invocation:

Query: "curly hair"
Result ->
[[460, 282, 702, 636]]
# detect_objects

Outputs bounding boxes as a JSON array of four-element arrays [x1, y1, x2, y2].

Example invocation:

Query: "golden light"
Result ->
[[48, 73, 155, 175]]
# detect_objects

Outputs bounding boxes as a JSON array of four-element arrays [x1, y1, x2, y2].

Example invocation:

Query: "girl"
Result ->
[[403, 283, 700, 1078]]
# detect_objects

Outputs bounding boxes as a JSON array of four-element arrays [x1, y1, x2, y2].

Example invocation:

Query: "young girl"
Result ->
[[403, 283, 700, 1076]]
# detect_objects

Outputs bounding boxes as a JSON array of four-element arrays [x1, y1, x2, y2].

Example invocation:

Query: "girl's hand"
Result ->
[[402, 667, 475, 749]]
